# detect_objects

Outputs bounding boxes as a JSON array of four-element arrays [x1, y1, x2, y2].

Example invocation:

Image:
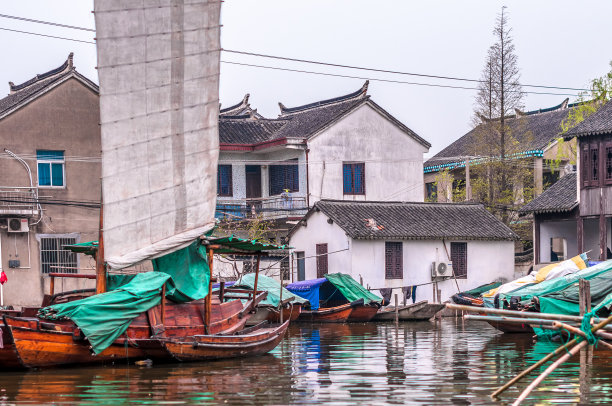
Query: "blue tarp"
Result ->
[[287, 278, 327, 310]]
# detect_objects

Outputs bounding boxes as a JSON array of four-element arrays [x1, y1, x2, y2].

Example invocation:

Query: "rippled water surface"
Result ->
[[2, 319, 612, 405]]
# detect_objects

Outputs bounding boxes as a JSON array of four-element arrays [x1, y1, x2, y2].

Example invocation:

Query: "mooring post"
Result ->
[[394, 293, 399, 324], [579, 279, 591, 316]]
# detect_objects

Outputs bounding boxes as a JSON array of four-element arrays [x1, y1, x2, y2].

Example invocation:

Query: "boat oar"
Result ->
[[492, 313, 612, 400]]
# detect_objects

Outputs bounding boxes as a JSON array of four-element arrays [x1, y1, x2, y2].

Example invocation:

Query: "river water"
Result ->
[[1, 319, 612, 405]]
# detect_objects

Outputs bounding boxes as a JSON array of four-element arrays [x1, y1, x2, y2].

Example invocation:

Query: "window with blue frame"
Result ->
[[37, 150, 65, 187], [269, 159, 299, 195], [343, 162, 365, 195], [217, 165, 233, 196]]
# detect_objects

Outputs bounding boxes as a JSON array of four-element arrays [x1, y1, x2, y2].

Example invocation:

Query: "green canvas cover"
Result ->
[[206, 235, 290, 253], [38, 272, 171, 354], [233, 273, 308, 307], [105, 240, 211, 303], [499, 259, 612, 305], [151, 240, 210, 303], [463, 281, 502, 297], [324, 273, 383, 305]]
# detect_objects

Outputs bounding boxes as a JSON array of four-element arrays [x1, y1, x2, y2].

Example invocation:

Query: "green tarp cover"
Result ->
[[233, 273, 308, 307], [463, 281, 502, 297], [105, 240, 211, 303], [206, 235, 290, 253], [151, 240, 210, 303], [324, 273, 383, 305], [38, 272, 171, 354], [499, 259, 612, 305]]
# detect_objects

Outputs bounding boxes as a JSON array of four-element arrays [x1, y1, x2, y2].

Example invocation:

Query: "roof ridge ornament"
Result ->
[[9, 52, 74, 94], [278, 80, 370, 115]]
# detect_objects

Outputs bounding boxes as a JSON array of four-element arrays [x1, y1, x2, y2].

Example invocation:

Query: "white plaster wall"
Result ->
[[306, 103, 428, 203], [352, 239, 515, 303], [584, 218, 601, 257], [539, 220, 578, 262], [288, 211, 351, 279], [289, 212, 515, 303]]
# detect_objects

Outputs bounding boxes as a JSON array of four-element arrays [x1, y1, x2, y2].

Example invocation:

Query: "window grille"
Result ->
[[37, 150, 65, 187], [343, 162, 365, 195], [217, 165, 233, 196], [605, 145, 612, 185], [316, 243, 328, 278], [243, 260, 255, 274], [280, 257, 290, 280], [269, 160, 299, 195], [385, 242, 402, 279], [591, 145, 599, 183], [450, 242, 468, 278], [40, 237, 77, 274]]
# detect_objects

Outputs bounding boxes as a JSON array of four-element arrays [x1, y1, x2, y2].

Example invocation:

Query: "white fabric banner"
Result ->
[[94, 0, 221, 269]]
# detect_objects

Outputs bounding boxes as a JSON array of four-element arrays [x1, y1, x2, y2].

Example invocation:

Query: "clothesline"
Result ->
[[370, 280, 440, 291]]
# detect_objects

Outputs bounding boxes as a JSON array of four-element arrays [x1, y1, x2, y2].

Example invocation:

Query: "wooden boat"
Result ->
[[297, 302, 354, 323], [247, 303, 302, 326], [159, 320, 290, 362], [4, 294, 263, 369], [347, 303, 380, 322], [372, 300, 444, 321], [485, 319, 533, 333]]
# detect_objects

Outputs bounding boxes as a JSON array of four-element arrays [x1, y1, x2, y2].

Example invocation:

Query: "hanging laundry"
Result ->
[[402, 286, 418, 304], [379, 288, 392, 305]]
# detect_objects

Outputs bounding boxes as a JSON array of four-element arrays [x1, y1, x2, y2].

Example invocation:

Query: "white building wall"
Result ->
[[539, 220, 578, 263], [289, 211, 515, 303], [306, 103, 427, 203], [288, 210, 351, 280]]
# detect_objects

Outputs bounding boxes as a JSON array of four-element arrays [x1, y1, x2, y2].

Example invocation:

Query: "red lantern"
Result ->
[[0, 271, 7, 285]]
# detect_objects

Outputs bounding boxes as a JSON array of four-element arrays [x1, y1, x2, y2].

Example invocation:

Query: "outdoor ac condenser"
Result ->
[[431, 261, 453, 279], [7, 218, 28, 233]]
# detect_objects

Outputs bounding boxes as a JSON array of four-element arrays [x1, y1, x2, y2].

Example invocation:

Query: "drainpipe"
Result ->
[[305, 147, 310, 208]]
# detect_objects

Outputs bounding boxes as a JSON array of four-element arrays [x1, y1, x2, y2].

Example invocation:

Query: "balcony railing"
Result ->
[[216, 195, 308, 220], [0, 186, 40, 216]]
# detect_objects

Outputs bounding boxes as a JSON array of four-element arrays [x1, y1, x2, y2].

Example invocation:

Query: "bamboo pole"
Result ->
[[512, 341, 588, 406], [205, 248, 214, 334], [447, 303, 603, 324], [252, 253, 261, 311], [279, 279, 284, 324], [492, 313, 612, 399], [465, 314, 557, 326], [95, 204, 106, 294], [160, 283, 166, 325], [394, 294, 399, 324]]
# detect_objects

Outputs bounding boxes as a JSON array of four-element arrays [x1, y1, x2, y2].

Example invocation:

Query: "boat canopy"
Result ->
[[287, 274, 382, 310], [231, 273, 309, 307]]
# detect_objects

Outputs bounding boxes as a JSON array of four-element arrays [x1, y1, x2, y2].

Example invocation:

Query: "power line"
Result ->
[[223, 49, 590, 92], [221, 61, 580, 97], [0, 13, 95, 32], [0, 27, 95, 44]]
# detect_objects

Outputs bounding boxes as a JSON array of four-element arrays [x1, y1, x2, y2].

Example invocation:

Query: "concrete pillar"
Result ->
[[534, 157, 543, 197], [465, 159, 472, 201]]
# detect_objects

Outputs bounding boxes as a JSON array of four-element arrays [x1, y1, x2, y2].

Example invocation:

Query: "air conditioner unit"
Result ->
[[432, 261, 453, 279], [7, 218, 29, 233]]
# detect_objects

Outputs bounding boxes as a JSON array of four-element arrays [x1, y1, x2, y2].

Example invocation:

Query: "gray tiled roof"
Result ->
[[564, 100, 612, 138], [425, 99, 575, 170], [218, 81, 430, 148], [219, 117, 288, 144], [296, 200, 517, 241], [0, 53, 98, 118], [519, 172, 578, 214]]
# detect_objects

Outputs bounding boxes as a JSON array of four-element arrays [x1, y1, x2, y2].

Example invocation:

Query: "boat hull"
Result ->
[[373, 301, 444, 321], [162, 320, 289, 362], [3, 298, 253, 368], [486, 320, 534, 334], [347, 304, 379, 322], [297, 303, 353, 323]]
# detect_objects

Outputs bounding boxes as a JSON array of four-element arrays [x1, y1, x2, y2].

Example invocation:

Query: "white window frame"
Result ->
[[37, 153, 66, 189]]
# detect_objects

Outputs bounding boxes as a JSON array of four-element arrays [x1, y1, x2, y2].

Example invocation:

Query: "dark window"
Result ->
[[582, 143, 590, 187], [243, 260, 254, 274], [385, 242, 403, 279], [269, 160, 299, 195], [591, 145, 599, 183], [316, 243, 328, 278], [426, 182, 437, 200], [280, 257, 290, 281], [343, 162, 365, 195], [40, 237, 77, 274], [217, 165, 233, 196], [605, 144, 612, 185], [450, 242, 468, 278]]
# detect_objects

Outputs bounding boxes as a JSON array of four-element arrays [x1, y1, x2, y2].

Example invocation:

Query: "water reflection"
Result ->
[[2, 320, 612, 405]]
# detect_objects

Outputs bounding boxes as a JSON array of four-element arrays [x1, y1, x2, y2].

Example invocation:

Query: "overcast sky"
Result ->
[[1, 1, 610, 156]]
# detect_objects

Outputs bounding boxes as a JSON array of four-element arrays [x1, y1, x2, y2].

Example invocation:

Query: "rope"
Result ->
[[581, 310, 599, 346]]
